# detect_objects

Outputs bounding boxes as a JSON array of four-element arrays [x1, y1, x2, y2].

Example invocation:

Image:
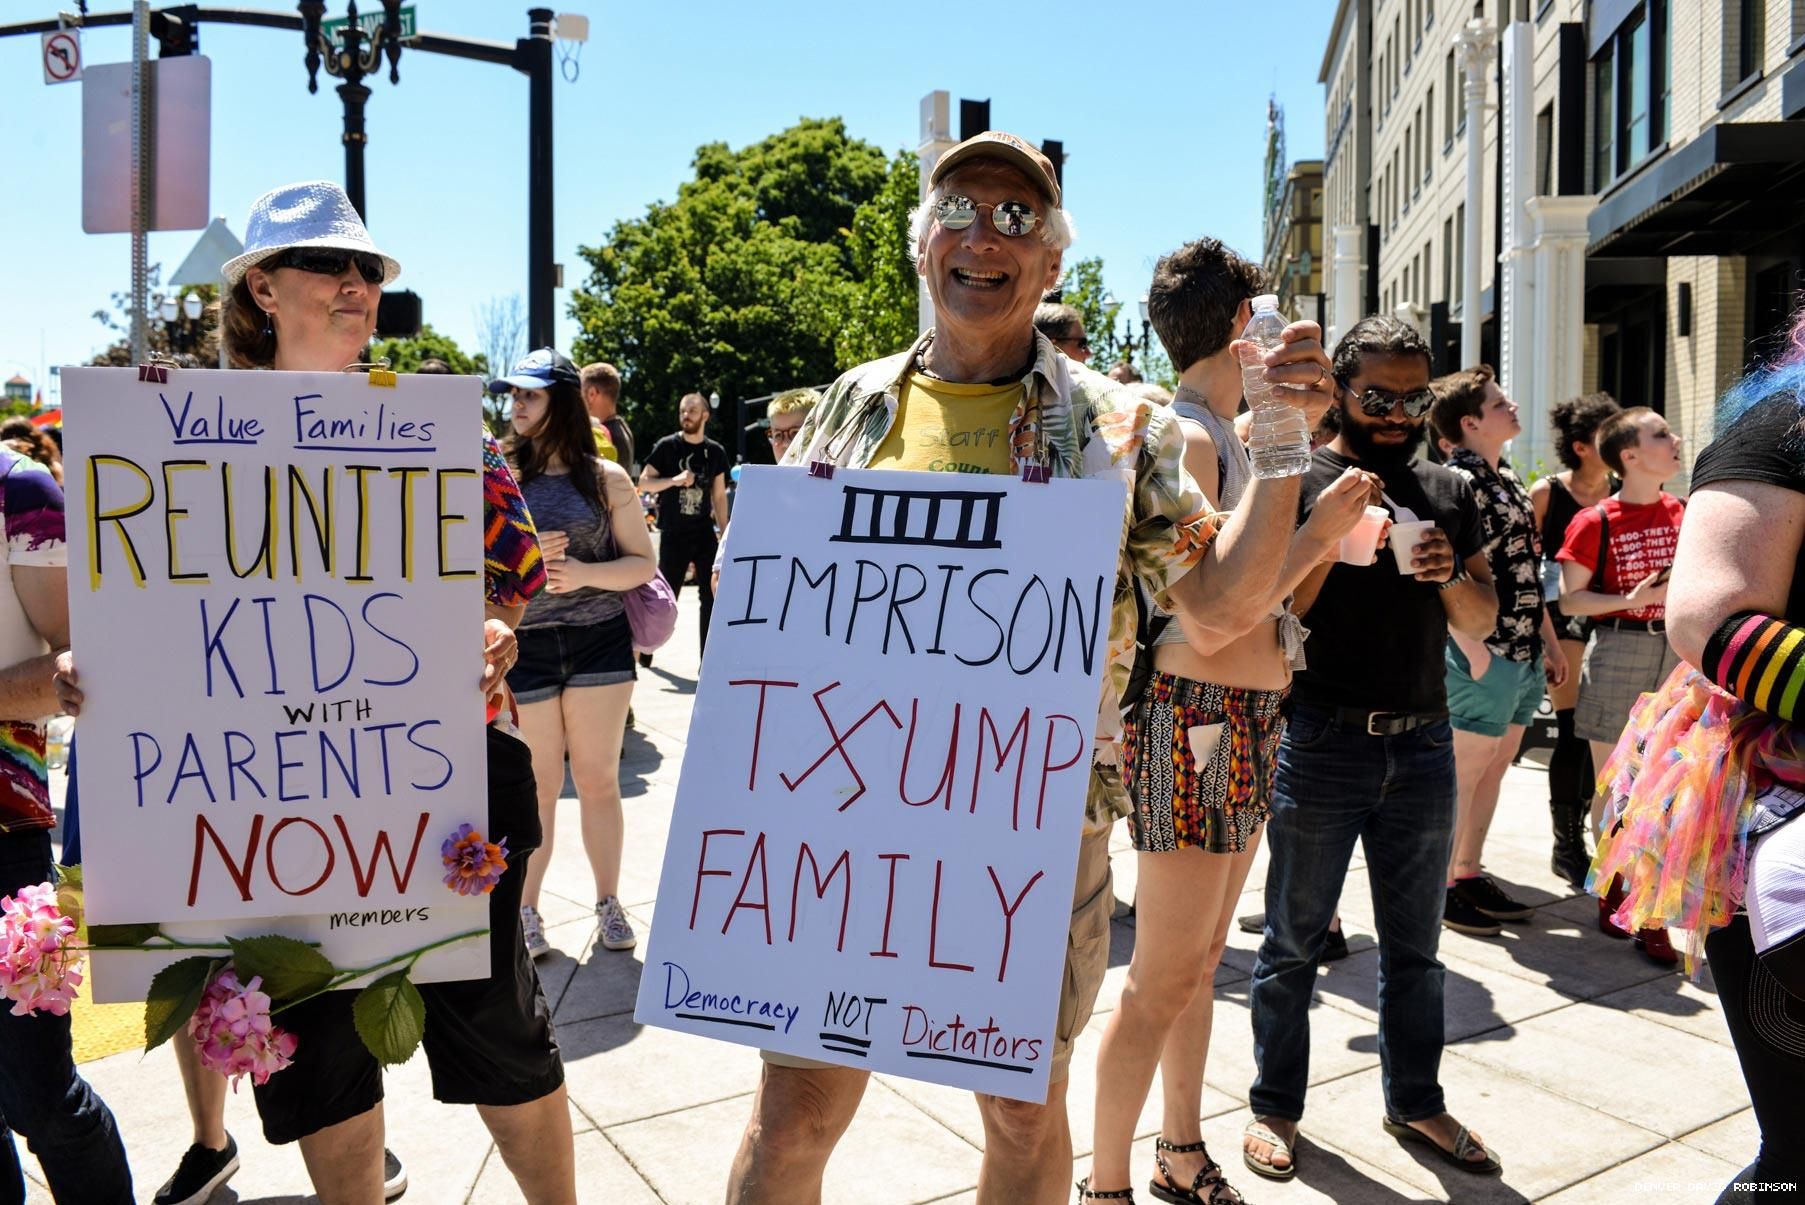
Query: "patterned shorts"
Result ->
[[1123, 672, 1287, 854]]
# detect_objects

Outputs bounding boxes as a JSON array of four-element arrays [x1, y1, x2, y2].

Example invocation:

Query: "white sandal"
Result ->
[[1241, 1120, 1296, 1182]]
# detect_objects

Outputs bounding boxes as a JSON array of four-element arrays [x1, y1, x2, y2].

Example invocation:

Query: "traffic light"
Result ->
[[377, 290, 422, 339], [151, 5, 200, 56]]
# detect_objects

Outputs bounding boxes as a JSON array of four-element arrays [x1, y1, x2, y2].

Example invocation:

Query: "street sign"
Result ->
[[42, 29, 81, 84], [321, 5, 416, 42], [169, 217, 245, 288], [82, 57, 211, 234]]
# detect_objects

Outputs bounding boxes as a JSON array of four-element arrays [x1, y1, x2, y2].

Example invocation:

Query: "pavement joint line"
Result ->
[[868, 1077, 987, 1154], [596, 1126, 671, 1204], [597, 1089, 755, 1131], [460, 1140, 502, 1205], [1439, 1042, 1702, 1145]]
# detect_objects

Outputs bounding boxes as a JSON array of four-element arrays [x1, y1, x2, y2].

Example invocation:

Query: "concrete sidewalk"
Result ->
[[32, 596, 1757, 1203]]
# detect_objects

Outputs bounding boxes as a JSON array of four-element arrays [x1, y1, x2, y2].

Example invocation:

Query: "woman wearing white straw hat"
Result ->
[[56, 181, 576, 1205]]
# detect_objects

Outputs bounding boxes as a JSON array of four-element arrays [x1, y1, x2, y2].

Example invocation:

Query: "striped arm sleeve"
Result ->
[[1704, 611, 1805, 721]]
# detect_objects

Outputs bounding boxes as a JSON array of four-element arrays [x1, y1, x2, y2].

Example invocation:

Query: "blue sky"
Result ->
[[1, 0, 1333, 401]]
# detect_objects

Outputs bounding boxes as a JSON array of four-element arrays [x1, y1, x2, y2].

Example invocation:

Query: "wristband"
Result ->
[[1704, 610, 1805, 721]]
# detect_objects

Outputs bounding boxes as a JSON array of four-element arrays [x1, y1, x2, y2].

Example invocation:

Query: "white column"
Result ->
[[1454, 19, 1496, 368], [917, 91, 956, 336], [1499, 20, 1535, 406], [1523, 195, 1597, 477], [1329, 224, 1365, 352]]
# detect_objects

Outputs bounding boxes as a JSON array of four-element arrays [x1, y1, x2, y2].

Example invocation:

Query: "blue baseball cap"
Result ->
[[487, 347, 580, 394]]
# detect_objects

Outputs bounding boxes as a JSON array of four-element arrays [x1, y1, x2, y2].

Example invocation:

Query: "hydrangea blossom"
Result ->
[[187, 968, 297, 1087], [0, 881, 84, 1017], [441, 824, 508, 896]]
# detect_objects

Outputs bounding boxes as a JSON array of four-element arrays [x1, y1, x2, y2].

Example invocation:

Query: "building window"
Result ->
[[1593, 40, 1615, 188], [1593, 2, 1668, 189], [1425, 86, 1435, 169], [1405, 123, 1415, 200], [1727, 0, 1766, 85], [1442, 217, 1454, 301], [1423, 241, 1433, 304], [1535, 102, 1555, 196], [1398, 15, 1406, 71], [1454, 203, 1466, 307], [1426, 0, 1435, 28]]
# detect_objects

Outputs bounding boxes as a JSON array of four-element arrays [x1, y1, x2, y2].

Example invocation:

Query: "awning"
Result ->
[[1587, 123, 1805, 257]]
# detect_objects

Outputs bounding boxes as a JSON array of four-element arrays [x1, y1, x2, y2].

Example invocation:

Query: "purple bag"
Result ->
[[624, 571, 679, 654]]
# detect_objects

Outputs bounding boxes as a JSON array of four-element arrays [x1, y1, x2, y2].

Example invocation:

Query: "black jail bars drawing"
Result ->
[[829, 484, 1008, 551]]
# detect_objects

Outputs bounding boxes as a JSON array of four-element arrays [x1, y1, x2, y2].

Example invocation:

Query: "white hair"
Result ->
[[906, 180, 1077, 266]]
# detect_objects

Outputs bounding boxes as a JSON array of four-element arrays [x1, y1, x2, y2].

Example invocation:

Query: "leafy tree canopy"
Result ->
[[370, 324, 488, 376], [570, 119, 917, 441]]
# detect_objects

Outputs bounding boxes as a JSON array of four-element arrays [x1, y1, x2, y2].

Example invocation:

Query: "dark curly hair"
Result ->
[[1330, 315, 1433, 383], [1549, 391, 1622, 470], [1147, 238, 1268, 372]]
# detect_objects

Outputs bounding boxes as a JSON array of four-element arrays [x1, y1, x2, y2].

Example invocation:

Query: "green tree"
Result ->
[[89, 267, 220, 367], [369, 324, 488, 375], [1054, 258, 1175, 389], [569, 118, 904, 440], [835, 151, 920, 367]]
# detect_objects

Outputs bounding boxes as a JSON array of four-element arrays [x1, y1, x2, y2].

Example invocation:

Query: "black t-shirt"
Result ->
[[1292, 447, 1487, 714], [1689, 392, 1805, 621], [645, 434, 728, 533]]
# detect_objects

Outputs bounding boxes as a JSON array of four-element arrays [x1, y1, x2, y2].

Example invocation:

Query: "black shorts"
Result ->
[[1546, 599, 1593, 644], [251, 727, 564, 1144], [507, 613, 636, 703]]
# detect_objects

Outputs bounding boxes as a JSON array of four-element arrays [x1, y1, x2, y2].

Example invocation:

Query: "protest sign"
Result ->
[[61, 367, 491, 1000], [634, 465, 1126, 1102]]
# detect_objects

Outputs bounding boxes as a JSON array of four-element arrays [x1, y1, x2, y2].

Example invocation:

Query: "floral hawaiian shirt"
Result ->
[[0, 450, 64, 835], [785, 329, 1222, 829], [1446, 446, 1544, 661]]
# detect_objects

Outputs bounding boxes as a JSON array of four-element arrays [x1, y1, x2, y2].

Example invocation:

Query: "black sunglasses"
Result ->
[[1341, 382, 1435, 418], [933, 194, 1041, 238], [264, 247, 386, 285], [1057, 334, 1092, 352]]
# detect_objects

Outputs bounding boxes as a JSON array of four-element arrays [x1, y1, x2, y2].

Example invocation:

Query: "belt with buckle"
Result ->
[[1328, 707, 1446, 737], [1598, 617, 1665, 633]]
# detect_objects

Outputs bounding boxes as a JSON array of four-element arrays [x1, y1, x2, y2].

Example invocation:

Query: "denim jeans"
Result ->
[[0, 830, 133, 1205], [1249, 705, 1457, 1123]]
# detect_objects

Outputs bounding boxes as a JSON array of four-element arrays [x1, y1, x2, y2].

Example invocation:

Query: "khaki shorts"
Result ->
[[762, 823, 1116, 1085]]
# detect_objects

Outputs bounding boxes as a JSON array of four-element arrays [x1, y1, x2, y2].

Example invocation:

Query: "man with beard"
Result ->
[[640, 391, 729, 654], [1242, 316, 1504, 1182]]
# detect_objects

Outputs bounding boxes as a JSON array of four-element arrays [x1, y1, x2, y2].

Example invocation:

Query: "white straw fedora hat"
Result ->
[[221, 180, 401, 288]]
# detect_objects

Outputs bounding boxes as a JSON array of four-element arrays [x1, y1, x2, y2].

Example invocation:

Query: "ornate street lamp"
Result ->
[[298, 0, 408, 221]]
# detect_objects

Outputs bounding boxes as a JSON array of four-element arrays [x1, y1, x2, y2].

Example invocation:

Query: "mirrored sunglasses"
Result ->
[[265, 247, 386, 285], [1348, 385, 1435, 418], [933, 194, 1041, 238]]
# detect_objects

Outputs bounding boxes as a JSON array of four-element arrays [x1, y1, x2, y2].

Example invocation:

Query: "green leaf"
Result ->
[[227, 935, 336, 1003], [143, 957, 218, 1052], [352, 971, 426, 1066], [88, 922, 163, 948], [53, 869, 86, 945]]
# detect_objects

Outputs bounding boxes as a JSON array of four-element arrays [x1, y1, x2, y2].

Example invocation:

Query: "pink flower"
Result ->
[[441, 824, 508, 896], [0, 881, 84, 1017], [187, 968, 298, 1087]]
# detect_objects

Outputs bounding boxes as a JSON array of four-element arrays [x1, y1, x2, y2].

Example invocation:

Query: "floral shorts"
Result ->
[[1123, 672, 1287, 854]]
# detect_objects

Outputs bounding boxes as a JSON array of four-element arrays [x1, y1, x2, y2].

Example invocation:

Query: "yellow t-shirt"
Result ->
[[866, 372, 1019, 475]]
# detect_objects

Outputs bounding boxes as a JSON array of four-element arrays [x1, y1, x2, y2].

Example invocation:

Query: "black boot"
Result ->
[[1550, 800, 1591, 890]]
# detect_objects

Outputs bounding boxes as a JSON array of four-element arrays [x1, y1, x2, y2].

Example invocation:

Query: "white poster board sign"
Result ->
[[62, 367, 491, 1001], [634, 465, 1126, 1103]]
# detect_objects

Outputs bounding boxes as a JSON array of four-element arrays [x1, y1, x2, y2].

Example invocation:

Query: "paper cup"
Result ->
[[1389, 519, 1435, 575]]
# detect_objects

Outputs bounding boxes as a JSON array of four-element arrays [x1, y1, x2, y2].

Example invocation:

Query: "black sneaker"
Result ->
[[1321, 927, 1350, 962], [154, 1135, 239, 1205], [1236, 911, 1266, 935], [1453, 874, 1535, 922], [384, 1148, 408, 1201], [1443, 887, 1503, 937]]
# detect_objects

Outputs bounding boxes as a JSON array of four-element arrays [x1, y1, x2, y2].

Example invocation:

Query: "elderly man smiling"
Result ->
[[722, 131, 1339, 1205]]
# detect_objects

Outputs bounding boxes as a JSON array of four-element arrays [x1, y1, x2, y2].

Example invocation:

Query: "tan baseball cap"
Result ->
[[930, 130, 1061, 206]]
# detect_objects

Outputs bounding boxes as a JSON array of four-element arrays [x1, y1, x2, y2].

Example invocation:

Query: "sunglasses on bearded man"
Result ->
[[1338, 380, 1436, 418]]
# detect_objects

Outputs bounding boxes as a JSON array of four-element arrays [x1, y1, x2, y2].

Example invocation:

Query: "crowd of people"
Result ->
[[1, 124, 1798, 1204]]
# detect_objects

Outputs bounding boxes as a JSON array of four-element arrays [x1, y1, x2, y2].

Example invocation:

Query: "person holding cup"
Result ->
[[1086, 239, 1379, 1204], [1244, 316, 1502, 1180]]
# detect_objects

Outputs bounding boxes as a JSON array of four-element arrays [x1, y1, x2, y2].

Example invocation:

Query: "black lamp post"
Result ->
[[299, 0, 407, 222], [1113, 294, 1151, 367]]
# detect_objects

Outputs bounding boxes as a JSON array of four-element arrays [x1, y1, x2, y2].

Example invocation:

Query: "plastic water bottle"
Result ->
[[1239, 294, 1313, 479]]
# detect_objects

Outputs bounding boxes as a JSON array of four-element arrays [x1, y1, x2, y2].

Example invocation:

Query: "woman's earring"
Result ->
[[262, 310, 273, 337]]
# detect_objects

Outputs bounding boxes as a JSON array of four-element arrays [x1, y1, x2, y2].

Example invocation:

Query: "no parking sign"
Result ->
[[43, 28, 81, 85]]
